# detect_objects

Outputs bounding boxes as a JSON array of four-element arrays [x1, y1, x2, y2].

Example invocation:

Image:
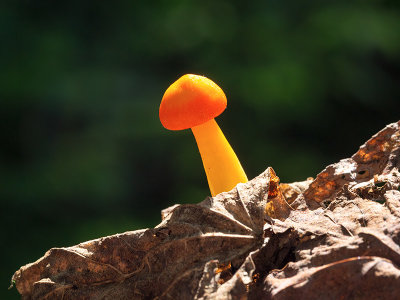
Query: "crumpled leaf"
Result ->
[[12, 121, 400, 299], [303, 121, 400, 206], [265, 168, 293, 220]]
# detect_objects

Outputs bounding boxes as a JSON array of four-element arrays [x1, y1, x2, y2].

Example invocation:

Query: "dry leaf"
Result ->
[[12, 121, 400, 299], [265, 168, 292, 220]]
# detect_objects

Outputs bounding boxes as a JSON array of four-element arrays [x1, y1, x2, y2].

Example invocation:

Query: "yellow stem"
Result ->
[[191, 119, 248, 196]]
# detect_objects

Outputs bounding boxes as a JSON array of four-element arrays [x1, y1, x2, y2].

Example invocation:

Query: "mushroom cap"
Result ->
[[159, 74, 227, 130]]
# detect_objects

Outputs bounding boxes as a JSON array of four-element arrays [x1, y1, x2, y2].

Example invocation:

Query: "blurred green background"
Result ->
[[1, 0, 400, 298]]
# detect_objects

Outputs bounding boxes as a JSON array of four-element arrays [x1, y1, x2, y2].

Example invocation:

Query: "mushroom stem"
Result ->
[[191, 118, 248, 196]]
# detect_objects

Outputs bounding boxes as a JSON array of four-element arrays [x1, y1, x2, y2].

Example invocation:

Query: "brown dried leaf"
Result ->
[[12, 121, 400, 299], [13, 169, 274, 299], [265, 168, 293, 220], [303, 121, 400, 205], [279, 177, 313, 205]]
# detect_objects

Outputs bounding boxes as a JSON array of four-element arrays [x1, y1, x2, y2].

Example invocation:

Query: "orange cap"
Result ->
[[159, 74, 227, 130]]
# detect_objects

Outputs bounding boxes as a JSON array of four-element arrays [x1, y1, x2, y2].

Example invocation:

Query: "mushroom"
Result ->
[[159, 74, 248, 196]]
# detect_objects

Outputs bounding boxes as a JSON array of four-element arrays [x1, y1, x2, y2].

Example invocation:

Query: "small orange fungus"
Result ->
[[159, 74, 247, 196]]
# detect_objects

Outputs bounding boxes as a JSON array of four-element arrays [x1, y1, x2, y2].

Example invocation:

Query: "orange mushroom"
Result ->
[[159, 74, 248, 196]]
